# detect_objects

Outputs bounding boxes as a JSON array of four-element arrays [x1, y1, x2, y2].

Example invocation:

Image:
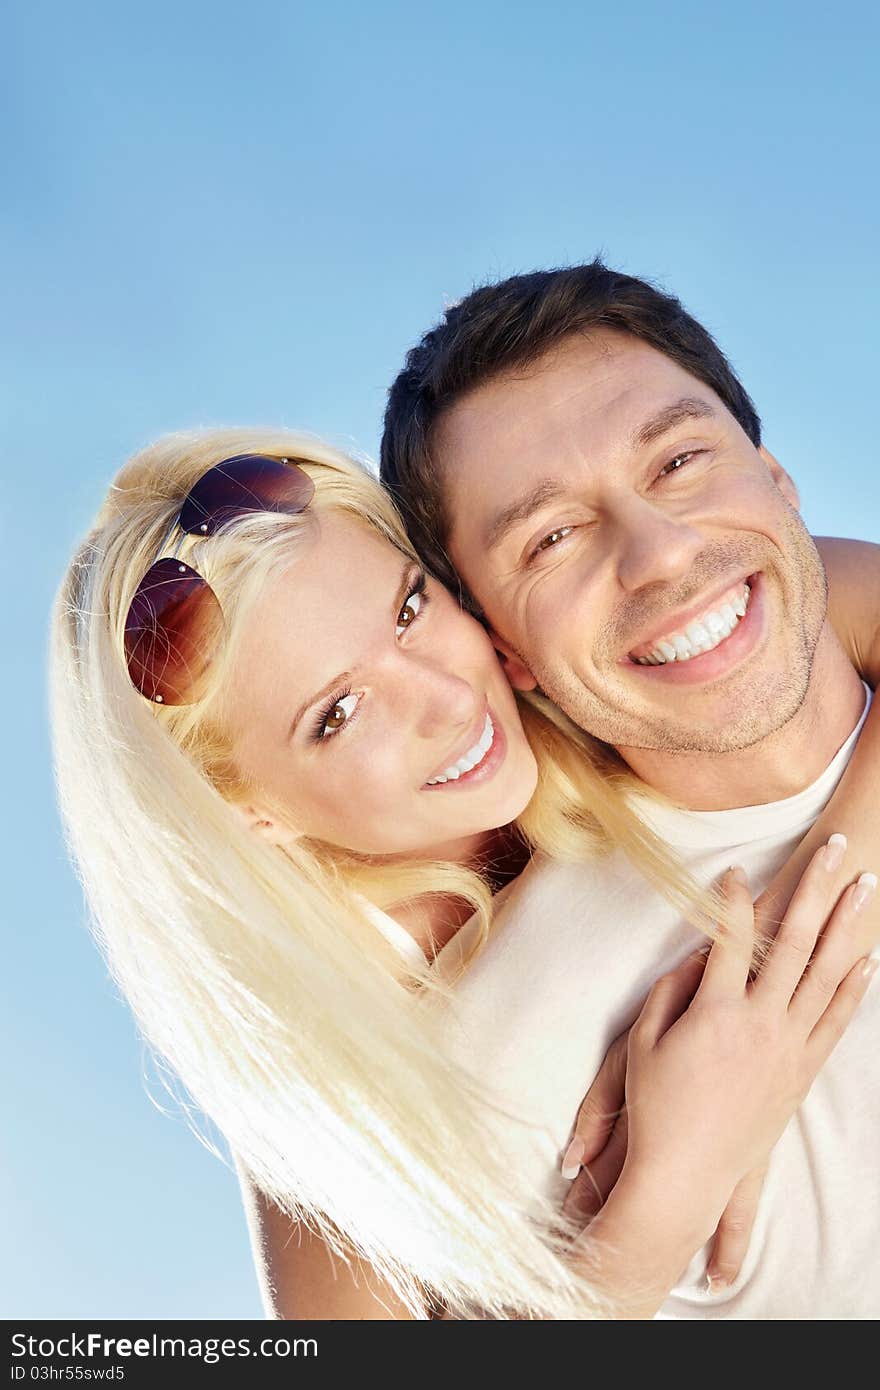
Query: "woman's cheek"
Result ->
[[351, 742, 418, 819]]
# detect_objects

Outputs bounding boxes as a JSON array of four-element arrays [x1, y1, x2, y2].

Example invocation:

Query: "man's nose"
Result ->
[[610, 495, 705, 593]]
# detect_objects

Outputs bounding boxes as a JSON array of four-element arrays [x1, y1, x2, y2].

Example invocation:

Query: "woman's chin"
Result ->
[[308, 753, 538, 861]]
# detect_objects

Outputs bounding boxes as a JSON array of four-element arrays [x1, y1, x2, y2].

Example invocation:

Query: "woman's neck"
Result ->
[[389, 824, 531, 958]]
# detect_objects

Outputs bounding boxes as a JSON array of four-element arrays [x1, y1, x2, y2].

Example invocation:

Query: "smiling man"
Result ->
[[379, 262, 880, 1318], [382, 267, 863, 803]]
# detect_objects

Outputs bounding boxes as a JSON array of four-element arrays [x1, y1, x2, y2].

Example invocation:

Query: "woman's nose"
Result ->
[[406, 657, 481, 742]]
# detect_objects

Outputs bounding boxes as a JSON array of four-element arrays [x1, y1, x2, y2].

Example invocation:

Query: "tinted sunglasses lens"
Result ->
[[124, 559, 224, 704], [179, 454, 315, 536]]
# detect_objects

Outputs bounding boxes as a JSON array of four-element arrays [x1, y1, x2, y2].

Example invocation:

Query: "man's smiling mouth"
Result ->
[[628, 578, 754, 666]]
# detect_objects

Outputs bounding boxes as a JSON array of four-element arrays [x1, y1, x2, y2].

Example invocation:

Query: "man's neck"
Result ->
[[616, 627, 866, 811]]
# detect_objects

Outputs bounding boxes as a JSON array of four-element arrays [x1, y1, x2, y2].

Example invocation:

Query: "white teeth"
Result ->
[[686, 620, 711, 651], [632, 582, 752, 666], [426, 713, 495, 785]]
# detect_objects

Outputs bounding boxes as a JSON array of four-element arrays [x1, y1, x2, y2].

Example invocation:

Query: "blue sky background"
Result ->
[[3, 0, 879, 1317]]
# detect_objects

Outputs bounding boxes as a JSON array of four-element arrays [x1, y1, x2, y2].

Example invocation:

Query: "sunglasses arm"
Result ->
[[150, 516, 187, 567]]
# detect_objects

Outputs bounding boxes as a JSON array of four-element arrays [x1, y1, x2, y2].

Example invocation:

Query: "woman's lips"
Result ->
[[622, 572, 765, 685], [421, 706, 508, 790]]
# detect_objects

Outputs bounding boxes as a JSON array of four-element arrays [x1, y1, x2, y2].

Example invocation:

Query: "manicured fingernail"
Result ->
[[852, 872, 878, 913], [823, 833, 847, 871], [861, 955, 879, 980], [561, 1138, 584, 1180], [706, 1274, 728, 1295], [729, 865, 748, 886]]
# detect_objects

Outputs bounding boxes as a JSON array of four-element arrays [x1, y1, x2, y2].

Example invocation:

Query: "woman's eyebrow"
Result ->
[[286, 558, 418, 742], [391, 557, 421, 619], [287, 668, 354, 743]]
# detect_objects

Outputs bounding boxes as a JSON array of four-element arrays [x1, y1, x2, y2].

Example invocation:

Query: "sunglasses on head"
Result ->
[[124, 453, 315, 706]]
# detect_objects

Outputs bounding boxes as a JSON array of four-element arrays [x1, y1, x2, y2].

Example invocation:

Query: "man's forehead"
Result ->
[[436, 330, 719, 505], [435, 331, 636, 452]]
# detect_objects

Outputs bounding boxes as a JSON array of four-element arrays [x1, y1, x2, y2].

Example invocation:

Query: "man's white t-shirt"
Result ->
[[392, 687, 875, 1319]]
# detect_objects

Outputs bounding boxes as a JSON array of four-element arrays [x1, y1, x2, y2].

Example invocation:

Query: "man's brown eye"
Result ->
[[537, 527, 572, 551], [660, 450, 699, 477]]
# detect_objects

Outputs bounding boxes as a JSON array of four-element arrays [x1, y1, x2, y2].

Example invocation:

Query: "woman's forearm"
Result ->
[[753, 693, 880, 955], [569, 1159, 724, 1319], [816, 536, 880, 683]]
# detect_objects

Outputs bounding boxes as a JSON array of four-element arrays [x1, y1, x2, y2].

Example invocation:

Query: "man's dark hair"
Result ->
[[380, 260, 761, 607]]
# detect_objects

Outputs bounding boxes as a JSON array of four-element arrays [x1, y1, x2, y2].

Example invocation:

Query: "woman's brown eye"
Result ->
[[396, 588, 424, 634], [320, 692, 358, 738]]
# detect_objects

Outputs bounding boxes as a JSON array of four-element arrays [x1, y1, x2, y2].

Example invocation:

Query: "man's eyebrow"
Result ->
[[483, 478, 569, 553], [633, 397, 718, 450], [287, 558, 417, 742], [478, 399, 716, 554]]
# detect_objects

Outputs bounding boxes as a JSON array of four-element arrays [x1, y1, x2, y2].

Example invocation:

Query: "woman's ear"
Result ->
[[231, 802, 303, 848], [759, 446, 801, 510], [488, 628, 539, 692]]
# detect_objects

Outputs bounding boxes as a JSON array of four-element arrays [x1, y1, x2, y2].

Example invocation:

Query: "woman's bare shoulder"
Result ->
[[234, 1159, 421, 1320]]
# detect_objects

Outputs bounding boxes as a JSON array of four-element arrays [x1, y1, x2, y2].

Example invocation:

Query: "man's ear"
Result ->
[[488, 628, 539, 692], [759, 446, 801, 510], [231, 801, 303, 848]]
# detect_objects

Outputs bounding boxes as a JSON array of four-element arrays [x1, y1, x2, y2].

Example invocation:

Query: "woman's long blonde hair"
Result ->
[[50, 426, 722, 1319]]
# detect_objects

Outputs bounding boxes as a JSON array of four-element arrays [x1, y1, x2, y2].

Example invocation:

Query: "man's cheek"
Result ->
[[518, 590, 556, 669], [700, 473, 779, 528]]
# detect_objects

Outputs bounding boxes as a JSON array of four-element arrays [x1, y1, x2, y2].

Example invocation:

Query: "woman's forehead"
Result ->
[[299, 508, 406, 578], [222, 512, 413, 730]]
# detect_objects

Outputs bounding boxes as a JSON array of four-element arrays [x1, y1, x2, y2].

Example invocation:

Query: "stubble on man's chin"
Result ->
[[533, 523, 829, 758], [534, 659, 813, 757], [610, 664, 813, 756]]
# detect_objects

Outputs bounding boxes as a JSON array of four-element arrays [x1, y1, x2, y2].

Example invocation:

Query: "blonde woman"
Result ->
[[50, 429, 880, 1320]]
